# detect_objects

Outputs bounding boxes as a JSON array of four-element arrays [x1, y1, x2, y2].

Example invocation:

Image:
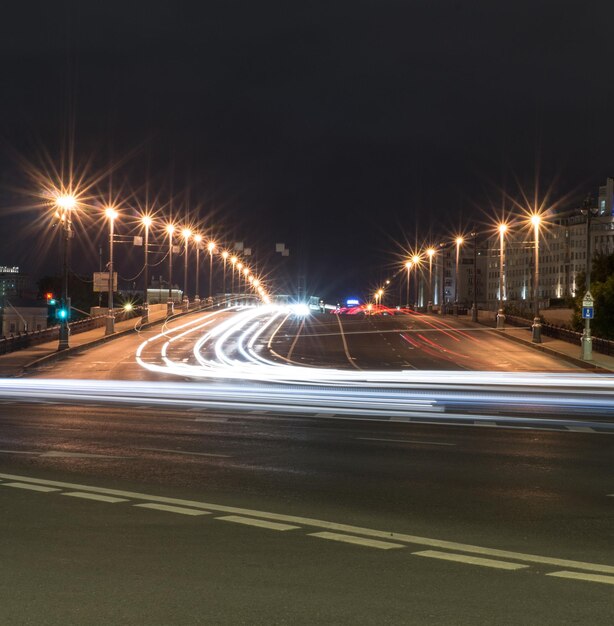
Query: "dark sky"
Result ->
[[2, 1, 614, 299]]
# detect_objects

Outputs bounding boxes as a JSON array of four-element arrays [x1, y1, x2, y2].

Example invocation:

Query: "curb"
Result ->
[[20, 307, 204, 374]]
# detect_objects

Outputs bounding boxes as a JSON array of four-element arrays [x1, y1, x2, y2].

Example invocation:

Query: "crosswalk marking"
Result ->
[[217, 515, 299, 531], [413, 550, 528, 570], [310, 532, 404, 550]]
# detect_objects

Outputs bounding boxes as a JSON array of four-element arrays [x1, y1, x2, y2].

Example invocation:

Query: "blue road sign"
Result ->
[[582, 307, 594, 319]]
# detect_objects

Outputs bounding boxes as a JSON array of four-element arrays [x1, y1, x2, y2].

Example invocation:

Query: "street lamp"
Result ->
[[580, 196, 598, 360], [412, 254, 421, 308], [404, 261, 412, 309], [104, 207, 119, 335], [182, 228, 192, 311], [54, 194, 76, 350], [530, 214, 542, 343], [230, 256, 238, 300], [221, 250, 229, 304], [454, 236, 464, 316], [141, 216, 153, 324], [496, 223, 508, 329], [426, 248, 435, 313], [207, 241, 216, 301], [166, 224, 175, 316], [242, 266, 249, 303], [193, 234, 202, 304]]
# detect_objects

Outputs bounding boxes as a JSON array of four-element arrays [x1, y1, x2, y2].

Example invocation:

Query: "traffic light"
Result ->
[[46, 293, 57, 305], [56, 308, 68, 320]]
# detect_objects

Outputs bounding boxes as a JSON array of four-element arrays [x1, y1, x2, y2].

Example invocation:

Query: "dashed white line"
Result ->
[[356, 437, 455, 447], [413, 550, 528, 570], [2, 482, 60, 493], [546, 570, 614, 585], [62, 491, 128, 503], [139, 447, 230, 458], [217, 515, 299, 531], [310, 532, 404, 550], [134, 503, 210, 516]]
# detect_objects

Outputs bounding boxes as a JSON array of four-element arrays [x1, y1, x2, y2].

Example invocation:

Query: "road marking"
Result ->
[[1, 471, 613, 575], [249, 410, 269, 415], [193, 417, 229, 423], [62, 491, 128, 503], [335, 315, 362, 370], [2, 482, 60, 493], [566, 426, 595, 433], [287, 318, 305, 359], [546, 570, 614, 585], [217, 515, 299, 531], [310, 532, 404, 550], [356, 437, 455, 447], [475, 421, 497, 427], [134, 503, 210, 516], [40, 451, 128, 459], [413, 550, 528, 570], [0, 449, 38, 455], [139, 447, 230, 458]]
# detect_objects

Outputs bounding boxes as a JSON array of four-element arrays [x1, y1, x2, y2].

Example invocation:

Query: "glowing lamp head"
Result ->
[[237, 262, 243, 271], [377, 289, 384, 296], [123, 303, 133, 312], [405, 261, 412, 269], [498, 223, 508, 234], [427, 247, 435, 257], [193, 233, 202, 243], [182, 228, 192, 240], [455, 236, 464, 246], [231, 256, 237, 265], [248, 275, 254, 283], [141, 215, 153, 228], [530, 214, 541, 227], [412, 254, 420, 264], [253, 279, 260, 288], [243, 267, 249, 276], [105, 207, 118, 221], [222, 250, 229, 260], [166, 224, 175, 235], [207, 241, 216, 253], [55, 195, 77, 211]]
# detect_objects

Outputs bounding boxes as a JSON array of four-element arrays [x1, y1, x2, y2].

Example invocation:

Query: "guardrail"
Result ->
[[501, 314, 614, 357]]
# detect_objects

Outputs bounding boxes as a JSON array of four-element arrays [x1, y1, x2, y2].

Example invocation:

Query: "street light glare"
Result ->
[[427, 247, 436, 257], [412, 254, 421, 264], [405, 260, 412, 269], [231, 256, 237, 265], [498, 223, 508, 234], [105, 207, 118, 220], [243, 267, 249, 276], [166, 223, 175, 234], [456, 236, 464, 245], [193, 233, 202, 243], [141, 215, 153, 227], [55, 194, 77, 210], [530, 214, 541, 226], [182, 228, 192, 239], [207, 241, 216, 253], [222, 250, 229, 259]]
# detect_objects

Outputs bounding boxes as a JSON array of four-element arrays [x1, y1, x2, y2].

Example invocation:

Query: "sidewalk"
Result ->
[[0, 306, 170, 377], [476, 310, 614, 372]]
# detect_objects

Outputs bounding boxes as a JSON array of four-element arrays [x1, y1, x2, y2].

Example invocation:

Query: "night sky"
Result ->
[[2, 1, 614, 300]]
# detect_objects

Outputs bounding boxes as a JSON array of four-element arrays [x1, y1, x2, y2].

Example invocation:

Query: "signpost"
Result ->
[[581, 291, 594, 360]]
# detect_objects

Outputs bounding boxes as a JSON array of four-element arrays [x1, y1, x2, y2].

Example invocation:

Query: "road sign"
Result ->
[[582, 291, 594, 307], [582, 306, 594, 319], [93, 272, 118, 292]]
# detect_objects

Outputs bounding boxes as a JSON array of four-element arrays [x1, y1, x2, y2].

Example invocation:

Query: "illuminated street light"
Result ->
[[104, 207, 119, 335], [166, 224, 175, 316], [454, 236, 464, 316], [181, 228, 192, 311], [405, 260, 413, 309], [497, 223, 508, 329], [54, 194, 77, 350], [530, 214, 542, 343], [140, 216, 153, 323], [221, 250, 229, 303], [193, 234, 203, 303], [426, 247, 436, 312], [207, 241, 216, 300], [231, 256, 238, 298]]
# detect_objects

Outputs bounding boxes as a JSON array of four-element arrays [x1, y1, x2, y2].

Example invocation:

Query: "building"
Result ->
[[1, 297, 48, 336]]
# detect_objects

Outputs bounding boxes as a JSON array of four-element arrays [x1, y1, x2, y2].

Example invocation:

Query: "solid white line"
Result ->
[[335, 314, 362, 370], [566, 426, 595, 433], [356, 437, 455, 447], [217, 515, 299, 531], [413, 550, 528, 570], [287, 318, 305, 360], [2, 482, 60, 492], [1, 471, 613, 575], [62, 492, 128, 503], [310, 531, 404, 550], [547, 570, 614, 585], [134, 503, 210, 516]]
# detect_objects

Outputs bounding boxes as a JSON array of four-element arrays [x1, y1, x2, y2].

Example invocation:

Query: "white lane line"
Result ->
[[356, 437, 455, 447], [1, 472, 612, 575], [134, 503, 210, 516], [217, 515, 299, 531], [287, 318, 305, 360], [62, 491, 128, 503], [193, 417, 229, 423], [310, 531, 404, 550], [546, 570, 614, 585], [2, 482, 60, 493], [413, 550, 528, 570], [335, 314, 362, 370], [40, 451, 128, 459], [566, 426, 595, 433], [0, 449, 38, 455], [138, 447, 230, 458]]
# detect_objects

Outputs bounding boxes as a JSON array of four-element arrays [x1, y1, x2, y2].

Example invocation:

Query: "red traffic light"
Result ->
[[46, 292, 54, 300]]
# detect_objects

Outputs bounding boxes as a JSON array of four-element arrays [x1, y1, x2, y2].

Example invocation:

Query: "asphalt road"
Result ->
[[0, 401, 613, 624]]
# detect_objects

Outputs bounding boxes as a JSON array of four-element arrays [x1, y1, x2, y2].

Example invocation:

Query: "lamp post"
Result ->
[[530, 214, 542, 343], [193, 234, 202, 305], [580, 195, 598, 360], [104, 207, 118, 335], [412, 254, 421, 308], [182, 228, 191, 311], [426, 248, 435, 313], [231, 256, 237, 301], [54, 194, 76, 350], [166, 224, 175, 316], [454, 236, 463, 316], [496, 223, 507, 329], [405, 261, 412, 309], [222, 250, 229, 305], [242, 266, 249, 304], [207, 241, 216, 301], [236, 261, 243, 304], [141, 216, 152, 324]]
